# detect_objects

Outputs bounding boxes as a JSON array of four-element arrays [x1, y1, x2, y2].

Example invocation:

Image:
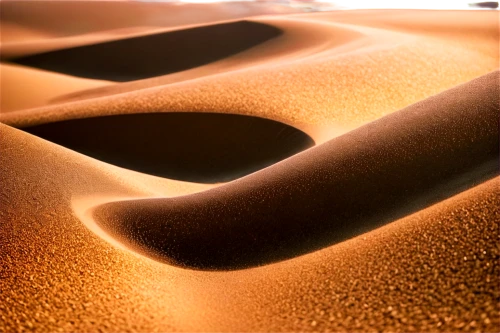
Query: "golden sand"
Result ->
[[0, 2, 499, 332]]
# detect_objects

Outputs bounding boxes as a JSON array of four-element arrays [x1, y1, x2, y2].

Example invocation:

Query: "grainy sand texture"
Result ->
[[1, 1, 499, 332]]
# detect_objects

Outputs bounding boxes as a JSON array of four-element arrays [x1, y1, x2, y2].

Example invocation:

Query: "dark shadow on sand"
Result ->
[[91, 71, 500, 270], [21, 112, 315, 183], [8, 21, 282, 81]]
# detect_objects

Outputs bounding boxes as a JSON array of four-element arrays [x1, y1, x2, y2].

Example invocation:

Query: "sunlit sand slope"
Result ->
[[0, 5, 498, 332], [0, 63, 110, 112], [0, 119, 498, 331], [1, 10, 497, 145], [92, 71, 499, 270]]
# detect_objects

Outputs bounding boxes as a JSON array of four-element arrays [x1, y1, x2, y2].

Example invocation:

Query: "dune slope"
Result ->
[[1, 5, 499, 332], [9, 21, 282, 81], [0, 63, 110, 112], [0, 1, 299, 37], [0, 120, 498, 332], [93, 71, 499, 270], [22, 112, 314, 183], [2, 10, 497, 146]]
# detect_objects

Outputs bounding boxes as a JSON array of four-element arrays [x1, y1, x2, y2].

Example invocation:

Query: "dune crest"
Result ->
[[9, 21, 283, 81], [1, 4, 499, 332], [92, 71, 499, 270], [22, 112, 314, 183], [0, 63, 110, 113]]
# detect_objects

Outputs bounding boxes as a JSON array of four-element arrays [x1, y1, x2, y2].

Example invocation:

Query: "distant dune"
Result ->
[[0, 1, 297, 39], [9, 21, 282, 81]]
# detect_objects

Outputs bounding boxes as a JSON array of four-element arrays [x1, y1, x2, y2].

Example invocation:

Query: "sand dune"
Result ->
[[21, 112, 314, 183], [2, 10, 496, 145], [0, 1, 298, 40], [0, 63, 110, 112], [92, 71, 499, 270], [49, 17, 363, 101], [9, 21, 282, 81], [52, 17, 366, 103], [302, 9, 499, 37], [1, 3, 499, 332], [0, 117, 498, 332], [0, 1, 301, 57], [0, 21, 53, 44]]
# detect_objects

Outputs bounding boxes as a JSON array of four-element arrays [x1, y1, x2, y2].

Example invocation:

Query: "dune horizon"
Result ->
[[1, 1, 499, 332]]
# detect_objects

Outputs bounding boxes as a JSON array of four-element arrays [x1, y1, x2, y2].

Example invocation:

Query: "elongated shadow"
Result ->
[[8, 21, 282, 81], [92, 71, 500, 270], [469, 2, 499, 9], [21, 112, 315, 183]]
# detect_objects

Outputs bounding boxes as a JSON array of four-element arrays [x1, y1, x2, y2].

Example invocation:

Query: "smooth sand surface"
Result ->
[[93, 71, 500, 270], [0, 1, 299, 40], [1, 3, 499, 332], [2, 10, 497, 142], [9, 21, 283, 81], [0, 1, 301, 57], [0, 63, 110, 112]]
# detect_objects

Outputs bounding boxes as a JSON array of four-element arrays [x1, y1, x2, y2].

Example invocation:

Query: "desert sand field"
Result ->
[[0, 1, 499, 332]]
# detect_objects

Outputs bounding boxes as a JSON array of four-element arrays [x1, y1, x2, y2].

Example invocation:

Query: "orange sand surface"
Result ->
[[0, 63, 111, 112], [0, 2, 499, 332]]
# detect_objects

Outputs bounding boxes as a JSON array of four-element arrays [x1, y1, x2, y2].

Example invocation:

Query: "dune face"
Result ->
[[1, 3, 500, 332], [0, 1, 298, 42], [22, 112, 314, 183], [8, 21, 282, 81], [93, 71, 499, 270], [0, 63, 110, 113]]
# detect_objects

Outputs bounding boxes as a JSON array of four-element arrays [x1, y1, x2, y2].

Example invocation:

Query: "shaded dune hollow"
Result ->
[[6, 20, 282, 81], [21, 113, 315, 183], [93, 71, 500, 270]]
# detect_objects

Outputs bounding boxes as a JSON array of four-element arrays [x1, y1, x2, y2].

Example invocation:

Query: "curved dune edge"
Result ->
[[51, 17, 367, 104], [0, 15, 368, 125], [1, 118, 498, 331], [9, 20, 283, 82], [15, 9, 499, 107], [21, 112, 314, 183], [0, 1, 302, 57], [1, 7, 499, 332], [0, 63, 111, 113], [1, 10, 498, 144], [91, 71, 499, 270]]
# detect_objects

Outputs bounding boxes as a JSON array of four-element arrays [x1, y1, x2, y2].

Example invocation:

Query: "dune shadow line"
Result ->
[[21, 112, 315, 183], [8, 20, 282, 81], [92, 71, 500, 270]]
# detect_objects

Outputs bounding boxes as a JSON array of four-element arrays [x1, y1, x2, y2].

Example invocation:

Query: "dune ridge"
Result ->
[[21, 112, 314, 183], [1, 4, 499, 332], [0, 116, 500, 332], [0, 63, 110, 113], [0, 1, 301, 57], [51, 17, 367, 104], [2, 10, 497, 146], [0, 1, 300, 38], [1, 91, 498, 332], [8, 21, 283, 81], [93, 70, 499, 270]]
